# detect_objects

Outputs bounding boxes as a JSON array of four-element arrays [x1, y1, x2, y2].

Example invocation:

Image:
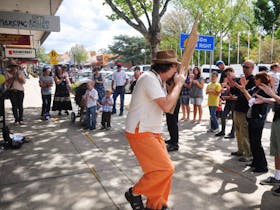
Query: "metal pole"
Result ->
[[198, 50, 200, 66], [219, 34, 223, 60], [228, 33, 231, 65], [258, 31, 261, 64], [237, 32, 240, 64], [271, 24, 275, 63], [204, 51, 207, 64], [247, 31, 250, 59]]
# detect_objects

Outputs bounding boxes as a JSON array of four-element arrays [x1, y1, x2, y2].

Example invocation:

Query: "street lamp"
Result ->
[[141, 49, 146, 64]]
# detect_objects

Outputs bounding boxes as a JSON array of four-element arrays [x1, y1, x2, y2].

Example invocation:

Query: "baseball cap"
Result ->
[[216, 60, 225, 66]]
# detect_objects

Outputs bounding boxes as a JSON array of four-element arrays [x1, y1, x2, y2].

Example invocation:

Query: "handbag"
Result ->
[[4, 76, 16, 99]]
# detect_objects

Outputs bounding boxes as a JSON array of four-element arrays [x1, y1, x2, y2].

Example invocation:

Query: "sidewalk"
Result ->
[[0, 77, 279, 210]]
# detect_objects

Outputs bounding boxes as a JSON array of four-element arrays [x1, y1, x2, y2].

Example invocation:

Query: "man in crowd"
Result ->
[[111, 62, 128, 116], [231, 60, 255, 162]]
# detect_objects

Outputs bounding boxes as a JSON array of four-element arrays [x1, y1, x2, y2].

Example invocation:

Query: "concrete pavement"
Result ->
[[0, 76, 280, 210]]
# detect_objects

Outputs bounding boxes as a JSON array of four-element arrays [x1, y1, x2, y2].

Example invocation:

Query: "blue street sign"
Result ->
[[179, 33, 215, 51]]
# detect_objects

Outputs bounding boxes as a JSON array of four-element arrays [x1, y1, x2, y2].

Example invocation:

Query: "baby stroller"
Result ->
[[70, 79, 90, 124]]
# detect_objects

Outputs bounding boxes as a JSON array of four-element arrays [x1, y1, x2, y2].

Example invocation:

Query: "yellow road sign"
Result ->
[[48, 50, 59, 58], [50, 57, 58, 65]]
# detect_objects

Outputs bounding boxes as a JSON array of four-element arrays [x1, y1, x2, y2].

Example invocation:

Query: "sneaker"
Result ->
[[215, 131, 225, 137], [125, 188, 144, 210], [272, 186, 280, 196], [224, 134, 235, 139], [231, 151, 243, 156], [260, 177, 280, 185], [106, 126, 111, 130], [119, 112, 123, 116], [212, 128, 219, 133], [100, 126, 106, 130], [253, 167, 268, 173], [166, 144, 179, 152]]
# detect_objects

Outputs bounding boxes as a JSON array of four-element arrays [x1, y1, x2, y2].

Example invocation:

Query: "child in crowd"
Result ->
[[83, 81, 98, 130], [39, 67, 54, 120], [100, 89, 114, 130], [206, 72, 222, 133]]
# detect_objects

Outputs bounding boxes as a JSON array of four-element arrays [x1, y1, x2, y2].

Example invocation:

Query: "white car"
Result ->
[[129, 65, 151, 72], [104, 71, 134, 93], [200, 64, 221, 83]]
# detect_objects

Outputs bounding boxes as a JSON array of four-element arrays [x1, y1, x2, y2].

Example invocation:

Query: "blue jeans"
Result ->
[[209, 106, 218, 130], [113, 86, 125, 114], [85, 106, 97, 129]]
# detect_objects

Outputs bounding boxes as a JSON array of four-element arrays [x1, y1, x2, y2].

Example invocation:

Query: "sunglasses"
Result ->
[[242, 65, 251, 69]]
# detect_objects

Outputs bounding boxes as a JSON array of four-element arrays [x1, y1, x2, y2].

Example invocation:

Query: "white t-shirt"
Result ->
[[125, 71, 166, 134], [84, 88, 98, 108], [112, 70, 127, 86]]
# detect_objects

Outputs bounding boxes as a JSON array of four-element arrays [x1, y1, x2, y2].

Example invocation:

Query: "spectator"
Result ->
[[230, 60, 255, 162], [92, 67, 105, 104], [189, 66, 204, 123], [124, 50, 185, 210], [39, 66, 54, 120], [206, 72, 222, 133], [237, 71, 270, 173], [100, 89, 113, 130], [5, 60, 26, 125], [216, 67, 236, 138], [112, 62, 128, 116], [52, 66, 72, 116], [257, 83, 280, 194], [130, 69, 141, 93], [165, 77, 180, 152], [83, 81, 98, 130], [216, 60, 226, 83]]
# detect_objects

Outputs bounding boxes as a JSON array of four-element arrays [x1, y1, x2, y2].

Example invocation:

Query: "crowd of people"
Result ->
[[4, 53, 280, 209]]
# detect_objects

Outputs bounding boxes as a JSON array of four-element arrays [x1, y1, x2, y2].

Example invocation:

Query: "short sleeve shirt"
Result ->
[[207, 82, 222, 106], [125, 71, 166, 134], [39, 75, 53, 95], [112, 70, 127, 86]]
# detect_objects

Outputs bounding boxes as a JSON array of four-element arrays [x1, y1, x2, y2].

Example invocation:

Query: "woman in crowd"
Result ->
[[52, 66, 72, 116], [92, 67, 105, 104], [5, 60, 26, 125], [237, 71, 270, 173], [189, 66, 204, 123]]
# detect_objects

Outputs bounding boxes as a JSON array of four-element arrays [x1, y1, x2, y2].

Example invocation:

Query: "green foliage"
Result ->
[[108, 35, 150, 65], [37, 47, 49, 63], [69, 44, 88, 65], [254, 0, 280, 33], [250, 36, 280, 63]]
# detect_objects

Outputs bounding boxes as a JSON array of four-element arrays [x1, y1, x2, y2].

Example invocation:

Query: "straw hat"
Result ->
[[152, 50, 180, 64], [7, 59, 19, 67]]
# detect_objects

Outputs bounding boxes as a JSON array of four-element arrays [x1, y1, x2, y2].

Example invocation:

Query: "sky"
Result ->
[[42, 0, 142, 54]]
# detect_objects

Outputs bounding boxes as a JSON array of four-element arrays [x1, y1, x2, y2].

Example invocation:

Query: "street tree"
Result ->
[[160, 8, 193, 57], [69, 44, 88, 65], [37, 47, 50, 64], [104, 0, 171, 58], [254, 0, 280, 33], [109, 35, 150, 65]]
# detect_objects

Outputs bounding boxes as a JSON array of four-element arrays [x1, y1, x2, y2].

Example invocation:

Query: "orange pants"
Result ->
[[125, 130, 175, 209]]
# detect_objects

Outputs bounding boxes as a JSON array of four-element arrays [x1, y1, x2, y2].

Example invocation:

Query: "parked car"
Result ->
[[201, 64, 221, 83], [72, 70, 92, 83], [104, 71, 134, 93], [129, 65, 151, 72]]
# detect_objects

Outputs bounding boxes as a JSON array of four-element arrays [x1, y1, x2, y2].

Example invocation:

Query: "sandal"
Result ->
[[125, 187, 145, 210]]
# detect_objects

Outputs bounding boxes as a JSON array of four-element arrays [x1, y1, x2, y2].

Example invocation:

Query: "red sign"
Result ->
[[0, 34, 30, 45]]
